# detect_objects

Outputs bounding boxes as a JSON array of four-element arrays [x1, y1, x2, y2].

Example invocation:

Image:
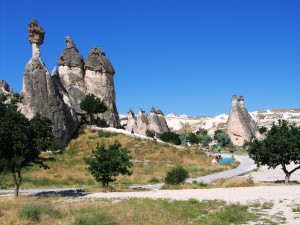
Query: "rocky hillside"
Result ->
[[165, 109, 300, 134]]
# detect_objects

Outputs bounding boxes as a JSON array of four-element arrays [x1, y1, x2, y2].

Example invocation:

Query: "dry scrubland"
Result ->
[[0, 195, 283, 225], [0, 127, 234, 192]]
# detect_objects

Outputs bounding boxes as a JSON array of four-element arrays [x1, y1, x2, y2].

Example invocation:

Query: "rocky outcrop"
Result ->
[[84, 47, 119, 127], [157, 109, 169, 133], [125, 107, 169, 135], [20, 19, 78, 146], [21, 57, 78, 145], [136, 108, 149, 135], [126, 109, 136, 133], [57, 37, 86, 113], [0, 80, 14, 95], [227, 95, 262, 146]]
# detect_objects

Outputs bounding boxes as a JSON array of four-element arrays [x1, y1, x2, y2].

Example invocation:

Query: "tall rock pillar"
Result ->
[[84, 47, 119, 127], [57, 36, 86, 113], [21, 19, 78, 146]]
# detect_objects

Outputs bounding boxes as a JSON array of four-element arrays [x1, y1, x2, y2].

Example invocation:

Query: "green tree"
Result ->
[[0, 94, 53, 196], [202, 134, 212, 147], [159, 131, 181, 145], [186, 133, 199, 145], [214, 130, 232, 147], [85, 141, 133, 187], [247, 120, 300, 184], [80, 94, 108, 125]]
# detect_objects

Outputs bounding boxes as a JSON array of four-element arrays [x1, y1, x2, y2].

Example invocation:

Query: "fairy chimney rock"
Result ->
[[28, 19, 45, 58], [136, 108, 149, 135], [157, 109, 169, 133], [126, 109, 137, 132], [84, 46, 119, 127], [227, 95, 262, 146]]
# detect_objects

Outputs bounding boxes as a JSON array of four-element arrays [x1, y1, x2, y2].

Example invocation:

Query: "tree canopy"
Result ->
[[85, 141, 133, 187], [80, 94, 108, 125], [0, 94, 53, 196], [247, 120, 300, 184]]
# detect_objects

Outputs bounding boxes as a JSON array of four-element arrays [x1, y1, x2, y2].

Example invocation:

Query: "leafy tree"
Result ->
[[85, 141, 133, 187], [202, 134, 212, 147], [165, 165, 189, 185], [214, 130, 232, 147], [159, 131, 181, 145], [186, 133, 199, 145], [80, 94, 108, 125], [146, 129, 155, 138], [247, 120, 300, 184], [0, 94, 53, 196]]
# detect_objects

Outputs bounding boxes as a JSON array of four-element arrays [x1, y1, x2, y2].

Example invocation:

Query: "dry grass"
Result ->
[[0, 196, 257, 225], [1, 127, 233, 190], [210, 177, 255, 188]]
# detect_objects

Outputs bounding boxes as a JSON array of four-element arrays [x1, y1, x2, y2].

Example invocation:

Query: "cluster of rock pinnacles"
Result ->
[[20, 19, 119, 146], [126, 107, 169, 135]]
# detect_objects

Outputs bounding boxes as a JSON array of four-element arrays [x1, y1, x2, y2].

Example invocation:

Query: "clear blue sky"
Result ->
[[1, 0, 299, 116]]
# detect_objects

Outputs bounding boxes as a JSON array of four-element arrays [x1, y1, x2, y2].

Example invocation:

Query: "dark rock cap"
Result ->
[[150, 107, 157, 113], [57, 36, 84, 68], [28, 18, 45, 45], [85, 47, 115, 74], [157, 109, 164, 115]]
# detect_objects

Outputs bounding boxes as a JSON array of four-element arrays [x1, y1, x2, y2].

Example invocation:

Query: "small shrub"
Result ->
[[19, 204, 41, 221], [165, 165, 189, 185], [149, 176, 160, 184], [292, 206, 300, 212], [146, 129, 155, 138], [74, 211, 117, 225]]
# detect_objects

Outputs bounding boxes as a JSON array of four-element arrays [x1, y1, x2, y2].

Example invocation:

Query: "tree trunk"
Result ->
[[11, 171, 22, 197], [285, 173, 290, 184]]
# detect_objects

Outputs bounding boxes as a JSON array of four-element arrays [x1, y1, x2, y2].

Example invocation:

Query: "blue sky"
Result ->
[[0, 0, 299, 116]]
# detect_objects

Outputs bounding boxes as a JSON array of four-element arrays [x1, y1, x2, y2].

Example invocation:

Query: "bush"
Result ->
[[159, 131, 181, 145], [165, 165, 189, 185], [146, 129, 155, 138]]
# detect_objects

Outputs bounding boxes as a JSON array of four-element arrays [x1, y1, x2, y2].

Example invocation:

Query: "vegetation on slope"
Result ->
[[1, 127, 234, 191]]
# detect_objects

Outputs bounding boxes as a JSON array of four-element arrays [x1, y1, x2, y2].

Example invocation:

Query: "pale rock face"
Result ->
[[227, 95, 262, 146], [0, 80, 14, 95], [58, 66, 86, 113], [126, 109, 136, 133], [157, 109, 169, 133], [21, 57, 78, 146], [136, 109, 149, 135], [84, 47, 119, 127], [148, 108, 164, 133]]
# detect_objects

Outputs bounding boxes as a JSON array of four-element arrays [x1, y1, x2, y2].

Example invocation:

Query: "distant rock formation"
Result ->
[[0, 80, 14, 95], [126, 107, 169, 135], [136, 108, 149, 135], [126, 109, 137, 133], [84, 47, 119, 127], [226, 95, 262, 146]]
